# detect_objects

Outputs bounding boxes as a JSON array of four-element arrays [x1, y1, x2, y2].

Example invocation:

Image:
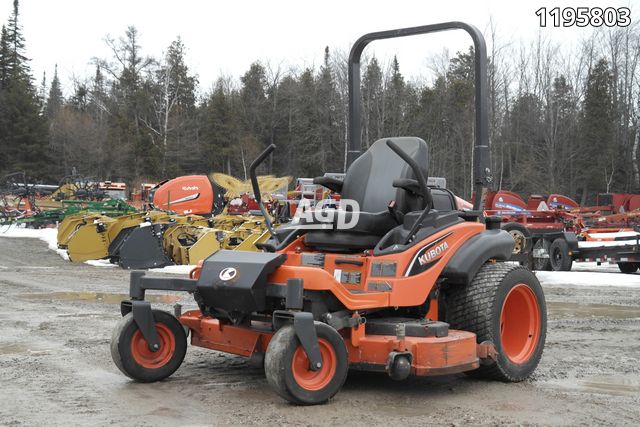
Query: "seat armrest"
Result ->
[[392, 178, 421, 195], [255, 242, 276, 252], [313, 176, 343, 193]]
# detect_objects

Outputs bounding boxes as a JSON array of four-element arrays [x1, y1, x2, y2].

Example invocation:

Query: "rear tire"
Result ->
[[444, 263, 546, 382], [111, 310, 187, 382], [549, 238, 573, 271], [265, 322, 348, 405], [617, 262, 638, 274]]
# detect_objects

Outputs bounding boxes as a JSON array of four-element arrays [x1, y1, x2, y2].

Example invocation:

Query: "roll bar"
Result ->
[[347, 22, 491, 210]]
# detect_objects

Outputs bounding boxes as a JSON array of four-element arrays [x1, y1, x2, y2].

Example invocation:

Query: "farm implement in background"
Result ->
[[0, 172, 139, 228], [484, 190, 640, 272], [56, 173, 293, 269]]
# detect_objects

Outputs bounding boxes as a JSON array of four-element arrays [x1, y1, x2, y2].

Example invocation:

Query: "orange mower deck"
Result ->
[[180, 310, 480, 376]]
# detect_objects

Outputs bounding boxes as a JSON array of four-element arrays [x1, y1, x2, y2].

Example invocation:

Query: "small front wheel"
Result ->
[[111, 310, 187, 382], [265, 322, 348, 405]]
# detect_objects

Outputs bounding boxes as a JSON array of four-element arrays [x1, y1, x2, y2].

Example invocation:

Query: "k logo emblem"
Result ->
[[219, 267, 237, 281]]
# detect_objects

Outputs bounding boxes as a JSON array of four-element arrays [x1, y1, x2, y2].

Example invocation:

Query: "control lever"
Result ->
[[387, 200, 404, 224], [386, 140, 433, 245], [249, 144, 279, 244]]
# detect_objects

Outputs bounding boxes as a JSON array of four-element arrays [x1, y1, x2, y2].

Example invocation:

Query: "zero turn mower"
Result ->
[[111, 22, 547, 405]]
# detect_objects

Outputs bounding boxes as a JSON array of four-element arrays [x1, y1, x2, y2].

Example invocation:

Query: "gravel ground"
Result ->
[[0, 236, 639, 426]]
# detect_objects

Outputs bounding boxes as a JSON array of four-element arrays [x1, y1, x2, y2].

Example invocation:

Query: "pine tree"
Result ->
[[361, 56, 383, 147], [0, 25, 9, 172], [99, 26, 153, 180], [238, 62, 268, 175], [445, 48, 475, 197], [580, 58, 614, 202], [295, 68, 320, 176], [384, 55, 405, 137], [0, 25, 10, 88], [507, 93, 544, 193], [545, 76, 578, 195], [46, 65, 63, 119], [151, 37, 198, 175], [316, 47, 341, 172], [240, 62, 267, 140], [201, 78, 239, 175], [0, 0, 50, 178], [44, 65, 65, 176], [5, 0, 28, 82]]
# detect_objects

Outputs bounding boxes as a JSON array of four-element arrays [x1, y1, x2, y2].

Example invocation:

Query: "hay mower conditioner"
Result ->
[[111, 22, 546, 405]]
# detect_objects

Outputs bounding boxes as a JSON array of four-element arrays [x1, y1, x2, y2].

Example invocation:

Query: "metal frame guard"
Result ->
[[347, 22, 491, 210]]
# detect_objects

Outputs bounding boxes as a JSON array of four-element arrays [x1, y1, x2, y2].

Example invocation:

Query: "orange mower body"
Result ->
[[110, 22, 547, 405], [179, 222, 490, 377]]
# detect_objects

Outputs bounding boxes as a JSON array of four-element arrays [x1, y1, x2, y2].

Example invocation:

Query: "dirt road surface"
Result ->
[[1, 236, 639, 426]]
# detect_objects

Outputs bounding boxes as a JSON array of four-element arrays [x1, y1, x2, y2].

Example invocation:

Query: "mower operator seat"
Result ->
[[304, 137, 428, 252]]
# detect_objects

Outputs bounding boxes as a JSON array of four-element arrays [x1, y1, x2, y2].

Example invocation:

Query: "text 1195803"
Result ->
[[535, 7, 630, 28]]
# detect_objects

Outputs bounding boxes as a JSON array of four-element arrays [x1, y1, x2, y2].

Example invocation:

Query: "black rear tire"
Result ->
[[265, 322, 348, 405], [617, 262, 638, 274], [444, 263, 547, 382], [111, 310, 187, 382], [549, 238, 573, 271]]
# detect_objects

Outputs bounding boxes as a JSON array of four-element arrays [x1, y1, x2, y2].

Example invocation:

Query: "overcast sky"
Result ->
[[2, 0, 638, 95]]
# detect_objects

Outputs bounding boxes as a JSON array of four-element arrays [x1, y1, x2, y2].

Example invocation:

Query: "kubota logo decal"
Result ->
[[219, 267, 237, 281], [417, 241, 449, 265], [405, 232, 453, 276], [182, 186, 199, 190]]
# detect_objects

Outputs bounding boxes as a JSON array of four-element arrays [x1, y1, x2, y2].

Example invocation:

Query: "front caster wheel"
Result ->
[[111, 310, 187, 382], [265, 322, 348, 405], [445, 263, 547, 382]]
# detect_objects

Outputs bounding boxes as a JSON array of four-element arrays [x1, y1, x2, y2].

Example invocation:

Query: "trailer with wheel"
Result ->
[[530, 228, 640, 272]]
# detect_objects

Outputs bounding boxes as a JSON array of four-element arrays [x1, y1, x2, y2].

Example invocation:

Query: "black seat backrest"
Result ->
[[341, 137, 428, 214], [431, 188, 457, 211]]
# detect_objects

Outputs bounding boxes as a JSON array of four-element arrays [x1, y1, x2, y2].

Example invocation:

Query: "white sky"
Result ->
[[2, 0, 638, 96]]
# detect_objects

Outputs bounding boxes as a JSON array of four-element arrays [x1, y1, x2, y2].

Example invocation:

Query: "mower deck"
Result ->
[[180, 310, 480, 376]]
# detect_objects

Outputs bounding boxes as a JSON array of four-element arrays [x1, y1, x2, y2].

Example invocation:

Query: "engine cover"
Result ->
[[196, 250, 286, 319], [152, 175, 215, 215]]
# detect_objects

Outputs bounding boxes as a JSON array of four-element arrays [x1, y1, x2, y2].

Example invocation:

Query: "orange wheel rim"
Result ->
[[500, 284, 541, 364], [130, 324, 176, 369], [291, 338, 336, 391]]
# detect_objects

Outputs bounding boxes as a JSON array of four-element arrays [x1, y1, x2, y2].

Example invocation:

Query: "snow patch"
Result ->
[[0, 224, 69, 261], [537, 270, 640, 288], [587, 231, 639, 239], [149, 264, 194, 275], [570, 262, 623, 273], [578, 240, 638, 248], [84, 259, 117, 268]]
